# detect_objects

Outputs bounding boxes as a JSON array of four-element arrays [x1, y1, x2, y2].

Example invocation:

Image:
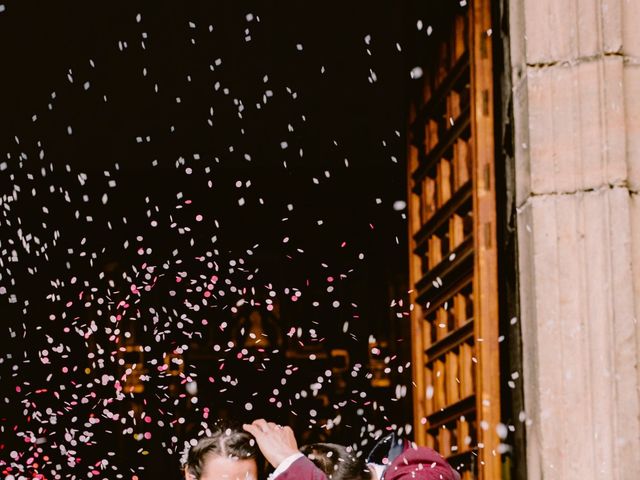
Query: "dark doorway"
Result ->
[[0, 2, 420, 478]]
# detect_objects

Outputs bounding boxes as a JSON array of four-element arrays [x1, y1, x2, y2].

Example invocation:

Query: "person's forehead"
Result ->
[[202, 455, 257, 479]]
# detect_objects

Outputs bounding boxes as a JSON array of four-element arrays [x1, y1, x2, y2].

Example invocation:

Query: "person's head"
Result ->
[[184, 424, 260, 480], [300, 443, 373, 480]]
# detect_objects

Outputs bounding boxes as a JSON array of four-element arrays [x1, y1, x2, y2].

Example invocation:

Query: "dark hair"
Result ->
[[184, 423, 259, 479], [300, 443, 372, 480]]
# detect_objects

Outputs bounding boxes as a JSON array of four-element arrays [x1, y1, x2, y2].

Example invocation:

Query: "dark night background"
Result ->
[[0, 1, 436, 478]]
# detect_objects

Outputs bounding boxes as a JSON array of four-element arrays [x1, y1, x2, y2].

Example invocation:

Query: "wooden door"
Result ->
[[407, 1, 501, 478]]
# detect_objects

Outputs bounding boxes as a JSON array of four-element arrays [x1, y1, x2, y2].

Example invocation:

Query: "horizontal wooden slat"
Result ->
[[412, 51, 470, 128], [426, 394, 476, 430], [446, 448, 478, 470], [425, 319, 474, 363], [415, 238, 473, 306], [412, 108, 471, 189], [414, 181, 472, 252]]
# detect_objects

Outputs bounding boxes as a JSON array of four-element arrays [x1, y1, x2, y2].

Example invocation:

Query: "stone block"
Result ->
[[631, 193, 640, 419], [605, 188, 640, 475], [508, 0, 528, 78], [523, 64, 582, 195], [513, 75, 532, 206], [515, 56, 627, 200], [522, 0, 577, 64], [517, 188, 640, 479], [514, 199, 543, 478], [600, 56, 627, 186], [625, 65, 640, 191], [623, 0, 640, 57], [601, 0, 624, 54], [519, 0, 627, 64], [633, 192, 640, 311], [517, 196, 566, 477]]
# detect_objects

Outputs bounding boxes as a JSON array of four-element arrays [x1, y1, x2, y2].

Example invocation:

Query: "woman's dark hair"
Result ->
[[184, 423, 259, 479], [300, 443, 372, 480]]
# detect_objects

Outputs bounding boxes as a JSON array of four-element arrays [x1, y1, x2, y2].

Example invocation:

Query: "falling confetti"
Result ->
[[0, 3, 422, 479]]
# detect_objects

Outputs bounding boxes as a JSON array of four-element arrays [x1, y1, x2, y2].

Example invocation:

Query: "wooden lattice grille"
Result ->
[[407, 1, 501, 479]]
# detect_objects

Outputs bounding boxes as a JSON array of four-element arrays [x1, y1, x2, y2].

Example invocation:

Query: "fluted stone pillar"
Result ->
[[508, 0, 640, 477]]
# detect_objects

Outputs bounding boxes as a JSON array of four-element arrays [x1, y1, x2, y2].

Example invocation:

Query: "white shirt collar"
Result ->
[[368, 463, 386, 480]]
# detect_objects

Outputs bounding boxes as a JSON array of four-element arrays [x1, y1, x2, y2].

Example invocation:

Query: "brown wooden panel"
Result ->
[[436, 307, 449, 341], [452, 13, 467, 65], [437, 42, 450, 85], [429, 234, 443, 270], [426, 119, 439, 151], [439, 426, 453, 457], [459, 342, 475, 398], [469, 0, 502, 477], [433, 359, 446, 411], [423, 176, 437, 221], [426, 430, 436, 449], [445, 350, 460, 404], [408, 107, 427, 445], [454, 292, 468, 327], [408, 3, 500, 476], [437, 159, 453, 207], [425, 366, 434, 415], [462, 471, 475, 480], [449, 214, 465, 251], [457, 416, 471, 453], [454, 139, 471, 189], [448, 90, 462, 123]]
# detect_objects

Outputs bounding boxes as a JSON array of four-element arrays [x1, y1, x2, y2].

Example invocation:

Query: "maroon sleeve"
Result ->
[[274, 456, 328, 480], [383, 446, 460, 480]]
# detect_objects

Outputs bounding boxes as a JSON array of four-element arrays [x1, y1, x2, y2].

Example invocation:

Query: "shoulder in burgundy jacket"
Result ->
[[274, 445, 460, 480]]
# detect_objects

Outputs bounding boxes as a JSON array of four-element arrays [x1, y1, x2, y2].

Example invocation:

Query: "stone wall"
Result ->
[[508, 0, 640, 477]]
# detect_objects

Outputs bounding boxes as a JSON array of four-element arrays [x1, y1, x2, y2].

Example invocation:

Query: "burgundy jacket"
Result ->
[[276, 443, 459, 480]]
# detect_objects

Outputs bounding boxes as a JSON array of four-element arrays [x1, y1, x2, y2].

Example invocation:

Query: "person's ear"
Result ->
[[184, 467, 196, 480]]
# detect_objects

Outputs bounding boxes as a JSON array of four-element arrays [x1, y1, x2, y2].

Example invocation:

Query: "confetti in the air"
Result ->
[[0, 3, 439, 479]]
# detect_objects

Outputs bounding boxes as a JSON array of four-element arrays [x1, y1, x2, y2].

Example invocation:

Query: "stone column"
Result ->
[[508, 0, 640, 478]]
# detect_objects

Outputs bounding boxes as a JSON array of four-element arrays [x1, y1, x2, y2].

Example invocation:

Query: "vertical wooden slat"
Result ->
[[437, 159, 452, 207], [450, 214, 465, 250], [439, 426, 453, 457], [454, 292, 468, 327], [452, 14, 467, 64], [421, 316, 431, 352], [454, 139, 471, 189], [436, 307, 449, 341], [426, 431, 436, 449], [458, 416, 471, 453], [434, 359, 446, 410], [427, 120, 439, 150], [428, 235, 440, 269], [425, 366, 434, 415], [445, 350, 460, 404], [408, 116, 427, 446], [469, 0, 501, 477], [423, 71, 432, 104], [437, 42, 450, 84], [459, 342, 475, 398], [448, 90, 462, 123], [423, 176, 437, 220]]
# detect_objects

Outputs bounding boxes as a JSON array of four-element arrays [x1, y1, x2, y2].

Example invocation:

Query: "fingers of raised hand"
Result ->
[[251, 418, 270, 432], [243, 423, 257, 436]]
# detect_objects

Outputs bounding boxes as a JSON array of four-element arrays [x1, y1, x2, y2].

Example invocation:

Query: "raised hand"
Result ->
[[243, 419, 299, 469]]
